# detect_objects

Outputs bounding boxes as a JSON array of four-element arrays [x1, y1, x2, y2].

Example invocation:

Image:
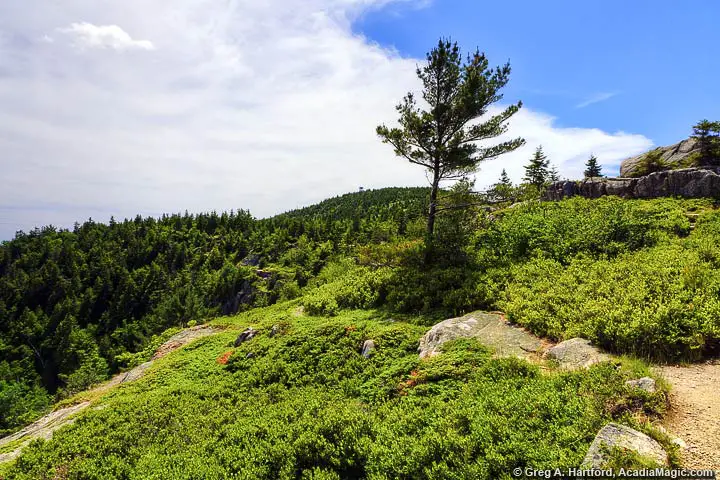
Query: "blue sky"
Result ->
[[357, 0, 719, 145], [0, 0, 717, 239]]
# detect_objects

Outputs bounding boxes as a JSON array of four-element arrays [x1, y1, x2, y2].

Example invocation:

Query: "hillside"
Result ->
[[0, 187, 429, 437], [275, 187, 429, 222], [2, 192, 720, 477]]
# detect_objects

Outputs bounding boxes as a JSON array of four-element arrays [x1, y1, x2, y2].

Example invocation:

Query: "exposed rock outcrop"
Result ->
[[620, 138, 700, 177], [222, 280, 254, 315], [0, 402, 91, 463], [418, 312, 544, 360], [545, 167, 720, 201], [582, 423, 668, 468], [545, 338, 611, 370], [240, 254, 261, 267], [361, 340, 376, 358], [233, 327, 257, 347], [626, 377, 657, 393], [0, 324, 219, 464], [152, 326, 218, 360]]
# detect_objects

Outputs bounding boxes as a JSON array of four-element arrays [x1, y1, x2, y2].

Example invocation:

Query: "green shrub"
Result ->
[[302, 266, 393, 316], [57, 355, 109, 399], [501, 245, 720, 361], [474, 197, 691, 265], [4, 308, 668, 479]]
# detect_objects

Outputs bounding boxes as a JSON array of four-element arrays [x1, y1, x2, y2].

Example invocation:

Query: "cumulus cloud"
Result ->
[[0, 0, 652, 239], [59, 22, 154, 51]]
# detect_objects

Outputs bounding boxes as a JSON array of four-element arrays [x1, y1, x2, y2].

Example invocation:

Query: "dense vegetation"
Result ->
[[2, 187, 720, 477], [0, 188, 429, 435], [2, 305, 672, 479], [295, 196, 720, 362]]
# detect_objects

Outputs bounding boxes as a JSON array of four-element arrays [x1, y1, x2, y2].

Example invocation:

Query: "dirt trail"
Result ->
[[0, 325, 219, 464], [656, 361, 720, 473]]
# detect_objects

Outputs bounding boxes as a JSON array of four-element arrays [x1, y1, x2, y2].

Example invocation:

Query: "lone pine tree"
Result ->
[[376, 38, 524, 261], [584, 154, 602, 178]]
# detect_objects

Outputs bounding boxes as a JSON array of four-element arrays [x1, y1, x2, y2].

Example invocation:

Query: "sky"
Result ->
[[0, 0, 718, 240]]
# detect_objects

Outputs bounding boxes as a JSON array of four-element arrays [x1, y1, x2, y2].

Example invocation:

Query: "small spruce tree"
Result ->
[[490, 169, 514, 201], [584, 154, 602, 178], [549, 164, 560, 182], [523, 146, 550, 188], [692, 119, 720, 166], [498, 168, 512, 187]]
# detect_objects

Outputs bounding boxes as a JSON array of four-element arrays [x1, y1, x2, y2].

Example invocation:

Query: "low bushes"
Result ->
[[302, 265, 394, 316], [4, 308, 669, 479], [299, 198, 720, 361], [502, 245, 720, 361]]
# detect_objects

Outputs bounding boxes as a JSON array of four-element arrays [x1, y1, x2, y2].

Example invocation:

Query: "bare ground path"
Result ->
[[656, 360, 720, 474], [0, 325, 219, 464]]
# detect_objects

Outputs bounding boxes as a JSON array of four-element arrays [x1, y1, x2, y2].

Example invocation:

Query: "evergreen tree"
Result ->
[[490, 169, 514, 202], [692, 119, 720, 165], [584, 155, 602, 178], [498, 169, 512, 187], [549, 164, 560, 182], [377, 38, 525, 261], [523, 146, 550, 188], [0, 188, 433, 433]]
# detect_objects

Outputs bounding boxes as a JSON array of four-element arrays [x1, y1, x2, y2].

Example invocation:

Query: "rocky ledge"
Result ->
[[545, 167, 720, 201], [620, 137, 700, 178]]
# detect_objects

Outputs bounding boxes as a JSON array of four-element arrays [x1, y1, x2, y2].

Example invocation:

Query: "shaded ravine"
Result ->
[[0, 325, 219, 464]]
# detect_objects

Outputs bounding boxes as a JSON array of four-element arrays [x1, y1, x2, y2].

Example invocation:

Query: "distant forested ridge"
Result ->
[[0, 188, 428, 434]]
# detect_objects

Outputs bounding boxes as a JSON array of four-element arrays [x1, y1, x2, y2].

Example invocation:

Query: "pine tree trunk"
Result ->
[[424, 166, 441, 264]]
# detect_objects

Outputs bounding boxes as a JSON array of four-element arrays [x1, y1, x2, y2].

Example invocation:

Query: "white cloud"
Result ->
[[0, 0, 652, 239], [59, 22, 154, 51], [576, 92, 618, 109]]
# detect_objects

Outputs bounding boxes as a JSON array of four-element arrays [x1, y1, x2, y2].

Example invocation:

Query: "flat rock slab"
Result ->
[[545, 338, 612, 370], [0, 401, 91, 462], [152, 325, 218, 360], [626, 377, 657, 393], [0, 324, 220, 465], [582, 422, 668, 468], [418, 312, 544, 360]]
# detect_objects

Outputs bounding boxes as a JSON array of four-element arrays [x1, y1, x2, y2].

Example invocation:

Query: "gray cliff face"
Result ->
[[620, 137, 700, 177], [545, 167, 720, 201]]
